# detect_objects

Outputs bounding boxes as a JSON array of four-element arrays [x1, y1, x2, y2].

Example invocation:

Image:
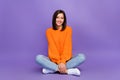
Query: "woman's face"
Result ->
[[56, 13, 64, 27]]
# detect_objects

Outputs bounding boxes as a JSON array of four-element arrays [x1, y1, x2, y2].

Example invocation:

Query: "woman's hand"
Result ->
[[58, 63, 67, 73]]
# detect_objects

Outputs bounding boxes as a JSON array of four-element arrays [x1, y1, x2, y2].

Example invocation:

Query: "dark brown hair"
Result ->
[[52, 10, 67, 31]]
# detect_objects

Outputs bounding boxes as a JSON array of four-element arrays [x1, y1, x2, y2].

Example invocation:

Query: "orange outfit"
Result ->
[[46, 26, 72, 64]]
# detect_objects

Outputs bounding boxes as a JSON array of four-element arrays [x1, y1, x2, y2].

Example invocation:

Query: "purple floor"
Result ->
[[1, 49, 120, 80]]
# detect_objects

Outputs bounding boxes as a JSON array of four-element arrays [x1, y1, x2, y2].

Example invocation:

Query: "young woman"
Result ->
[[36, 10, 85, 76]]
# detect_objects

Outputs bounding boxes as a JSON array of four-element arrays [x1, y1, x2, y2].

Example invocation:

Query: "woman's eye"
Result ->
[[61, 17, 64, 19], [56, 16, 64, 19]]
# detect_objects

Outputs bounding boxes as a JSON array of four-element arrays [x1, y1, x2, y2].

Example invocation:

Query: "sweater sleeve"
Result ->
[[60, 27, 72, 63], [46, 29, 61, 64]]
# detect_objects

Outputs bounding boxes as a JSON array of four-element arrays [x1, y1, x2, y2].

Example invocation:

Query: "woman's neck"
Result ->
[[57, 26, 62, 30]]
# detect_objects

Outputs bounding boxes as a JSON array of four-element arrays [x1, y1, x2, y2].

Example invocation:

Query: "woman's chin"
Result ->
[[56, 24, 62, 27]]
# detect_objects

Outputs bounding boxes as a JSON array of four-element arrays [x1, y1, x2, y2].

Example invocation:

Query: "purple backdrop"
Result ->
[[0, 0, 120, 80]]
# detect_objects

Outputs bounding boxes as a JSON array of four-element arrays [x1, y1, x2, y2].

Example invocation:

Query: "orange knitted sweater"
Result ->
[[46, 26, 72, 64]]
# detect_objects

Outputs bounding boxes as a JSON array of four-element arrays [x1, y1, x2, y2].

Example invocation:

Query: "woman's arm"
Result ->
[[46, 29, 61, 64], [60, 27, 72, 64]]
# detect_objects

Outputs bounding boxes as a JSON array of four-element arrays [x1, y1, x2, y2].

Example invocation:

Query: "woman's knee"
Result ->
[[35, 55, 44, 62], [77, 53, 86, 62]]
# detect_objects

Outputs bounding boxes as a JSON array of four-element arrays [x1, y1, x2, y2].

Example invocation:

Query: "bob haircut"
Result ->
[[52, 10, 67, 31]]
